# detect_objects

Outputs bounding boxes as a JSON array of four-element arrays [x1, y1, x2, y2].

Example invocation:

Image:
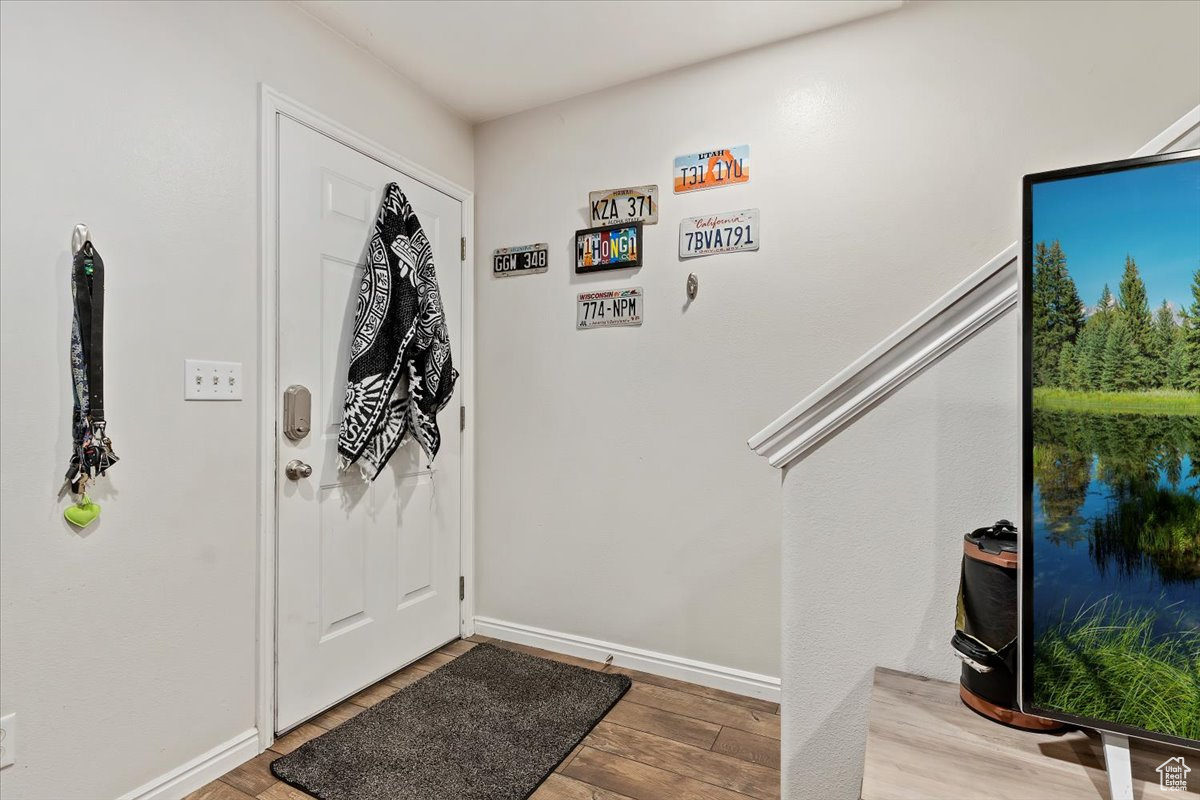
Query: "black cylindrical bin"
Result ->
[[951, 520, 1062, 731]]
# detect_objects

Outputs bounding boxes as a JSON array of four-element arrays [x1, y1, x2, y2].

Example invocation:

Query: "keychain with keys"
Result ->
[[64, 474, 101, 528], [63, 231, 117, 527]]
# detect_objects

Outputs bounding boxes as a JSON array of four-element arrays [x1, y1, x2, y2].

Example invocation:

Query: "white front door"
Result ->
[[275, 116, 463, 731]]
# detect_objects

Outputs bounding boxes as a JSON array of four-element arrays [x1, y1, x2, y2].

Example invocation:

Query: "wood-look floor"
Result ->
[[186, 635, 780, 800]]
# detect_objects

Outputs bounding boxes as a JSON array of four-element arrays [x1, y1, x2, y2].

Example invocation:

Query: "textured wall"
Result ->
[[471, 0, 1199, 692], [773, 2, 1200, 797], [781, 116, 1200, 800], [0, 2, 472, 797], [782, 314, 1021, 799]]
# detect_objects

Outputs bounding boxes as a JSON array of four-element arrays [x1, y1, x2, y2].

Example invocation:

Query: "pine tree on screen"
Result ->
[[1057, 341, 1078, 389], [1151, 300, 1178, 388], [1167, 333, 1188, 389], [1076, 285, 1115, 391], [1184, 269, 1200, 391], [1117, 255, 1154, 389], [1032, 240, 1084, 387], [1101, 317, 1135, 392]]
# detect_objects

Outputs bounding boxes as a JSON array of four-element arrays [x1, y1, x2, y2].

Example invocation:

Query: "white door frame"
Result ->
[[257, 84, 475, 750]]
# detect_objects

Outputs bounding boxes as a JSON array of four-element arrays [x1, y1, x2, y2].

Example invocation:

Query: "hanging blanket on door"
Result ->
[[337, 183, 457, 479]]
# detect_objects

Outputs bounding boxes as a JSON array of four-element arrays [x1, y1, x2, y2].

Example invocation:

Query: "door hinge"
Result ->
[[460, 406, 466, 431], [461, 236, 466, 261], [459, 576, 465, 601]]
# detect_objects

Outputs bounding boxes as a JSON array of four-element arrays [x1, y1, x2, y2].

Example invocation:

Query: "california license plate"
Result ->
[[493, 243, 549, 276], [575, 223, 642, 273], [679, 209, 759, 258], [577, 287, 643, 329], [673, 145, 749, 193], [589, 185, 658, 226]]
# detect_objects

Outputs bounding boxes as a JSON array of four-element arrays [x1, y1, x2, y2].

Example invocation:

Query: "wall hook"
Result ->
[[71, 223, 91, 256], [686, 273, 699, 301]]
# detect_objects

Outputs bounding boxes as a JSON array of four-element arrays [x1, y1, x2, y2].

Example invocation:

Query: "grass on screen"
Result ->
[[1033, 388, 1200, 416], [1034, 599, 1200, 740]]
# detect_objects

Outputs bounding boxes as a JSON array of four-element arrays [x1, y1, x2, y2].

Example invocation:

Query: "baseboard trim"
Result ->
[[116, 728, 259, 800], [474, 617, 781, 703]]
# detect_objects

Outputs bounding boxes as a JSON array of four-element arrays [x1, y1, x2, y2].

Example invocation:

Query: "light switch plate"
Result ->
[[185, 360, 243, 401], [0, 712, 15, 769]]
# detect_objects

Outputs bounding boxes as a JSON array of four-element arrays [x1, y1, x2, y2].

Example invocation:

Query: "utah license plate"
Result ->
[[673, 145, 749, 193], [589, 185, 658, 226], [679, 209, 759, 258], [493, 243, 549, 276], [577, 287, 643, 329]]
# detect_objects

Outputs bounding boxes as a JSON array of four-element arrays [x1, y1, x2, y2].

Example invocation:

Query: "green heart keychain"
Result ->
[[64, 493, 101, 528]]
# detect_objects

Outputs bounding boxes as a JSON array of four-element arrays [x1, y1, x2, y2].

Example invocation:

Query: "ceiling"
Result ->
[[296, 0, 903, 122]]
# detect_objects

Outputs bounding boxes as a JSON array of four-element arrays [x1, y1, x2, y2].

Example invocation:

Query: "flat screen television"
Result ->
[[1021, 149, 1200, 749]]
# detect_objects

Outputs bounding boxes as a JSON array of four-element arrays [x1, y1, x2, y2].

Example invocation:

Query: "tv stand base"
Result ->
[[1102, 732, 1134, 800]]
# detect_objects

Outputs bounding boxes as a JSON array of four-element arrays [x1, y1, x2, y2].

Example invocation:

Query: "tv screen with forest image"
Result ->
[[1021, 150, 1200, 747]]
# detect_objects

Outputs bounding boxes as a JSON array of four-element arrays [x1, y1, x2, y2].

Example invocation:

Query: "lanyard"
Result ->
[[66, 243, 117, 493], [75, 243, 105, 421]]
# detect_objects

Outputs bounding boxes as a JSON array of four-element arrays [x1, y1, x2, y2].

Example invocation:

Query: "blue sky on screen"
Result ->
[[1032, 158, 1200, 312]]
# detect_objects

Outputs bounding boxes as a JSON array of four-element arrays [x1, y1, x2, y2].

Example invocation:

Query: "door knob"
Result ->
[[285, 459, 313, 480]]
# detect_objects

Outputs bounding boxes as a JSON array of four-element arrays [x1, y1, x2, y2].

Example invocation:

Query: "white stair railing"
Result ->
[[748, 105, 1200, 470]]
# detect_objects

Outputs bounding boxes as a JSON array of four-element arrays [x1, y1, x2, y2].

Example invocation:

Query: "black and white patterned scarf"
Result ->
[[337, 183, 457, 479]]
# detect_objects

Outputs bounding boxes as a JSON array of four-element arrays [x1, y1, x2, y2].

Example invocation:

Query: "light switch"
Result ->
[[185, 360, 243, 401]]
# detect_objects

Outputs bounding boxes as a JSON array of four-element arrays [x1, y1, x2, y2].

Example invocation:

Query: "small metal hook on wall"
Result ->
[[686, 273, 699, 301], [71, 223, 91, 256]]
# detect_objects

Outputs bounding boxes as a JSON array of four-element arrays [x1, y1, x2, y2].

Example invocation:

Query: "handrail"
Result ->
[[748, 105, 1200, 470]]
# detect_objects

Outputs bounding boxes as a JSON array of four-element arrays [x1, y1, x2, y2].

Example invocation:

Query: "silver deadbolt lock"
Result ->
[[283, 385, 311, 441]]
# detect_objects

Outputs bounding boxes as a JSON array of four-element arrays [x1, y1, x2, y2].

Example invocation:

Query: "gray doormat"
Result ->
[[271, 642, 631, 800]]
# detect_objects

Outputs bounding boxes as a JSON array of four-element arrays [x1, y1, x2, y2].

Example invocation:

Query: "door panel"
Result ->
[[276, 116, 463, 731]]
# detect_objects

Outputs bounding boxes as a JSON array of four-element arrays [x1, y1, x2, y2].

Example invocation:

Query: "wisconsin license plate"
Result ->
[[577, 287, 643, 329], [493, 243, 549, 276], [673, 145, 749, 193], [679, 209, 760, 258], [575, 222, 642, 273], [589, 185, 658, 226]]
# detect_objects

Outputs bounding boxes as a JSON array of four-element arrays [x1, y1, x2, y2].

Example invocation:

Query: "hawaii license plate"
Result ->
[[575, 223, 642, 273], [577, 287, 643, 329], [679, 209, 760, 258], [589, 185, 658, 226], [493, 243, 549, 276]]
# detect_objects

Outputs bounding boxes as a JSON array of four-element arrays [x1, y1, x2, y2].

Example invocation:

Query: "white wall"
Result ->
[[767, 3, 1200, 800], [780, 115, 1200, 800], [782, 314, 1020, 799], [0, 2, 472, 798], [471, 0, 1200, 684], [2, 0, 1198, 797]]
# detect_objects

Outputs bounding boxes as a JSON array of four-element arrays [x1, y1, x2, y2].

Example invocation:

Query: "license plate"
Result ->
[[589, 185, 658, 226], [493, 243, 549, 276], [679, 209, 759, 258], [673, 145, 749, 193], [575, 222, 642, 273], [577, 287, 643, 329]]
